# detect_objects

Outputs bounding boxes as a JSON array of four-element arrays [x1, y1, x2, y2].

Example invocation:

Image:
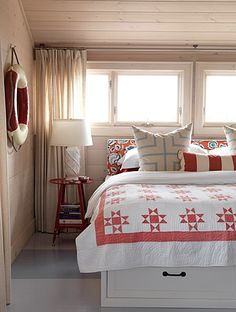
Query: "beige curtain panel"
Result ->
[[35, 49, 87, 232], [0, 44, 11, 311]]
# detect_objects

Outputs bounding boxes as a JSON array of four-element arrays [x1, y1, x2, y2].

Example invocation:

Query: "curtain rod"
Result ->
[[34, 46, 85, 51], [33, 44, 236, 52], [33, 45, 236, 60]]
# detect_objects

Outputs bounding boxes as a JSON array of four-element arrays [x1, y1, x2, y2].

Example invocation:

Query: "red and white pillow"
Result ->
[[178, 151, 236, 172]]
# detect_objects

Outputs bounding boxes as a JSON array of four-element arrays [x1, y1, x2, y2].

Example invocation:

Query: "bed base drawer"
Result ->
[[101, 266, 236, 308]]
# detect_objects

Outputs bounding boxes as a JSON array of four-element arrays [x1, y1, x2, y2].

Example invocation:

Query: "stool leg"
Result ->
[[52, 184, 65, 246]]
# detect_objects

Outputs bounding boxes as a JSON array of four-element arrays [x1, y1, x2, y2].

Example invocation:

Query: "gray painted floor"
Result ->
[[7, 233, 235, 312]]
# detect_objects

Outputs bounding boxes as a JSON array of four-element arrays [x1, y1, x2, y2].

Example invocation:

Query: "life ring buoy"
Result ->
[[4, 64, 29, 146]]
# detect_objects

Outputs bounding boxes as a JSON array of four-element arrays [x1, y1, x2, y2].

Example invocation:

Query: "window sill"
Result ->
[[91, 124, 183, 136]]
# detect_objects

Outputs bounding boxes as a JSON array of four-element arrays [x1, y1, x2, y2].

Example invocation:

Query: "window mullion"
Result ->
[[177, 73, 183, 123], [111, 71, 117, 125]]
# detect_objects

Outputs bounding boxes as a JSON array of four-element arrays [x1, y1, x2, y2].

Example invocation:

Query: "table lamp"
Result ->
[[50, 119, 93, 178]]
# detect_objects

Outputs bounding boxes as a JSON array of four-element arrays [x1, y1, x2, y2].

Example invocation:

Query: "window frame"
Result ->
[[86, 62, 192, 136], [195, 62, 236, 137]]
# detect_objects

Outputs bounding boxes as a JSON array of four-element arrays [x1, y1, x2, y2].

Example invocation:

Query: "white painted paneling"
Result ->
[[25, 11, 236, 23], [20, 0, 236, 46], [88, 136, 107, 150], [29, 22, 236, 33], [88, 51, 236, 62], [21, 1, 236, 13], [85, 136, 109, 199], [87, 165, 107, 180], [31, 31, 236, 45], [87, 148, 107, 166]]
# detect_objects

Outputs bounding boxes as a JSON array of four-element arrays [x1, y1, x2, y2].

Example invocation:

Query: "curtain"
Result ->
[[35, 49, 87, 232], [0, 43, 11, 311]]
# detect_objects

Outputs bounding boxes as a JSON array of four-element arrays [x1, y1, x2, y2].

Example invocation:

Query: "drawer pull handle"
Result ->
[[162, 271, 186, 277]]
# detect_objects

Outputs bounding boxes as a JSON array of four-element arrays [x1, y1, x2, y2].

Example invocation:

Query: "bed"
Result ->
[[76, 138, 236, 309]]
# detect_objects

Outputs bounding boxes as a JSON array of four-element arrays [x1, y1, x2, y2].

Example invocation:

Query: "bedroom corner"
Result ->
[[0, 40, 11, 312]]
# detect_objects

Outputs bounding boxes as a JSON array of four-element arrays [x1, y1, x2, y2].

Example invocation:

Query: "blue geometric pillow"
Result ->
[[132, 123, 192, 171]]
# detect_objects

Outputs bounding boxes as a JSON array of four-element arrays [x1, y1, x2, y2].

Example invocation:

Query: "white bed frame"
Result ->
[[101, 266, 236, 309]]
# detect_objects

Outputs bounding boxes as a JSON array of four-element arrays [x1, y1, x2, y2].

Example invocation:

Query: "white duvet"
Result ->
[[76, 171, 236, 272]]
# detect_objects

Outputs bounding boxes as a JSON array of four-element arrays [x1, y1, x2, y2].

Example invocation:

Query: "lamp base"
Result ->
[[65, 146, 80, 178]]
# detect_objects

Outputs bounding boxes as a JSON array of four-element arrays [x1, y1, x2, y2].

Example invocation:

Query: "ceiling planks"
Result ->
[[26, 12, 236, 23], [29, 22, 236, 32], [21, 1, 236, 12], [21, 0, 236, 47]]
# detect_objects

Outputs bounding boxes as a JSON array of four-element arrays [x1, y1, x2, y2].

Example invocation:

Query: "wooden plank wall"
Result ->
[[0, 0, 35, 261]]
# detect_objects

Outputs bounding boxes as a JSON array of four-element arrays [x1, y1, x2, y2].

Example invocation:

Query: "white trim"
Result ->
[[110, 71, 116, 125], [195, 62, 236, 137], [90, 125, 187, 136], [18, 0, 34, 44], [87, 61, 193, 70]]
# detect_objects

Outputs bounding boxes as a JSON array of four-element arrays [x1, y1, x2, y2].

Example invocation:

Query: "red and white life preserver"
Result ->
[[4, 64, 29, 146]]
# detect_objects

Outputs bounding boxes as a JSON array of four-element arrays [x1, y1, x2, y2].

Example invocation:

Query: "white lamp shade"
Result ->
[[50, 119, 93, 147]]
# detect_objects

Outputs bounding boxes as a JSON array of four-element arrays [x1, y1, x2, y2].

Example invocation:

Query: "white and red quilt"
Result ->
[[76, 171, 236, 272]]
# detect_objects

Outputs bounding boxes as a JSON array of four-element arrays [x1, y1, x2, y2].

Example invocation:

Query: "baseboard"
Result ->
[[11, 218, 35, 263]]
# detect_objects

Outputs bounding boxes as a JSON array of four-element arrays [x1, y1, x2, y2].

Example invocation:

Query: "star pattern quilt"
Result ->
[[76, 171, 236, 272]]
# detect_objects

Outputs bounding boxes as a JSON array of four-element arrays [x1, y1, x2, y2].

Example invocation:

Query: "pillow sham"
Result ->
[[208, 146, 231, 156], [224, 125, 236, 153], [119, 147, 139, 170], [188, 143, 208, 155], [132, 123, 192, 171], [178, 151, 236, 172]]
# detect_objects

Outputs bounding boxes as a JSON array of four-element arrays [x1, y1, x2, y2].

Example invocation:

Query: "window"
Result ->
[[86, 63, 192, 133], [205, 74, 236, 123], [195, 63, 236, 136], [116, 73, 179, 123], [86, 73, 110, 123]]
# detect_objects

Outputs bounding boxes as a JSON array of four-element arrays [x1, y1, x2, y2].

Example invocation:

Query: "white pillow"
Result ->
[[209, 146, 231, 156], [188, 144, 208, 155], [119, 148, 139, 170], [224, 125, 236, 153]]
